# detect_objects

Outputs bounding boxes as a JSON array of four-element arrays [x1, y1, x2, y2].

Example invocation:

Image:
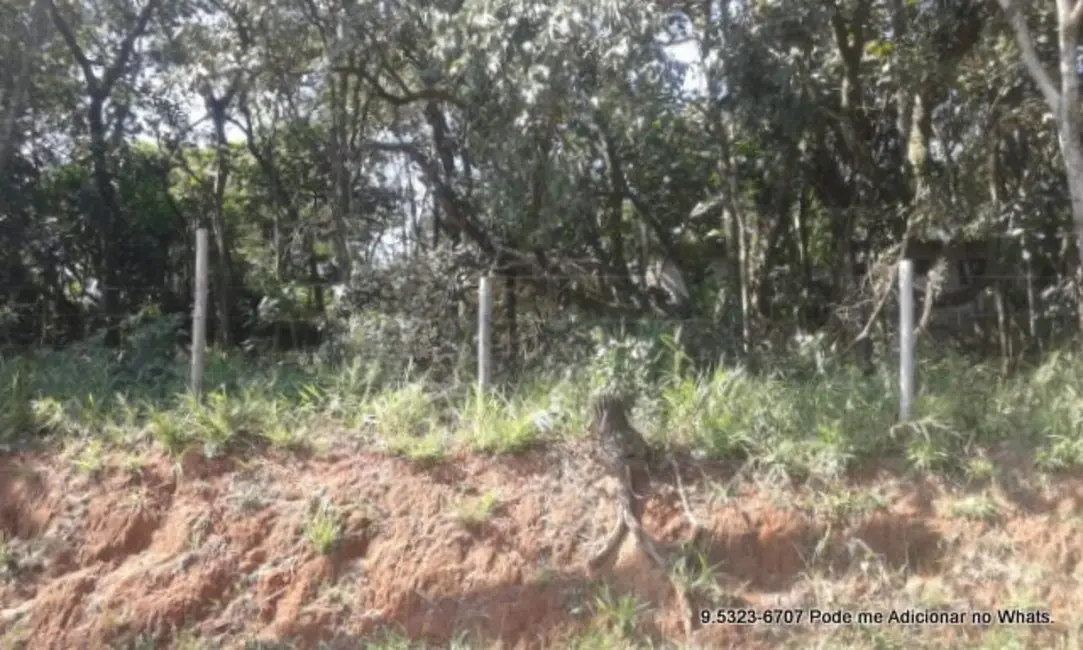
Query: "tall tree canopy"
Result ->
[[1, 0, 1081, 365]]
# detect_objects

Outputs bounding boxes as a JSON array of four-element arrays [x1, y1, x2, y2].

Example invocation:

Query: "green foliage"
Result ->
[[7, 332, 1083, 480]]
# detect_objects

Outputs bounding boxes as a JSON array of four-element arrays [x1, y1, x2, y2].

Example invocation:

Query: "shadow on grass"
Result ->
[[7, 346, 330, 412]]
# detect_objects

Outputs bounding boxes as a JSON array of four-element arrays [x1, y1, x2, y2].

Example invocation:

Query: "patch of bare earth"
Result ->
[[1, 446, 1082, 649]]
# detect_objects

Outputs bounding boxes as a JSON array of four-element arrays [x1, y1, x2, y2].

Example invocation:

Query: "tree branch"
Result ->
[[367, 140, 495, 255], [1071, 0, 1083, 28], [338, 69, 463, 109], [46, 0, 98, 91], [997, 0, 1061, 111], [101, 0, 161, 92], [48, 0, 160, 95]]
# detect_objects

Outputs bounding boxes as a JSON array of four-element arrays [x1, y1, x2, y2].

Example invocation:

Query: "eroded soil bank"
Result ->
[[2, 446, 1082, 649]]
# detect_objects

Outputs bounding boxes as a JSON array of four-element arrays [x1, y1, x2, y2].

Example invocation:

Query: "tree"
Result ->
[[0, 0, 1079, 363], [996, 0, 1083, 330], [47, 0, 162, 343], [0, 0, 48, 176]]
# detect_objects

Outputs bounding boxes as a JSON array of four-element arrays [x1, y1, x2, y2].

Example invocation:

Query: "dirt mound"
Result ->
[[1, 447, 1082, 648]]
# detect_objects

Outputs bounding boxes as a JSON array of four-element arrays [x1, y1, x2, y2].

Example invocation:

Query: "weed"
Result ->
[[0, 537, 13, 579], [453, 490, 500, 527], [669, 540, 725, 601], [173, 628, 211, 650], [303, 498, 343, 555], [459, 389, 541, 454], [591, 583, 647, 639], [118, 451, 145, 477], [71, 439, 107, 475], [948, 493, 1000, 522], [804, 487, 888, 520], [965, 457, 996, 483]]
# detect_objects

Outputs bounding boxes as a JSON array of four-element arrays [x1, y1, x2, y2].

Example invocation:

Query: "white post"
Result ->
[[899, 259, 915, 421], [478, 275, 492, 394], [191, 228, 209, 399]]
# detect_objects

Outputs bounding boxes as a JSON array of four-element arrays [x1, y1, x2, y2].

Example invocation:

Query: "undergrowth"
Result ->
[[2, 320, 1083, 479]]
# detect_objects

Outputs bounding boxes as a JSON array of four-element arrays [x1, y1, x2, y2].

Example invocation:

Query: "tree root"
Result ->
[[586, 462, 700, 638]]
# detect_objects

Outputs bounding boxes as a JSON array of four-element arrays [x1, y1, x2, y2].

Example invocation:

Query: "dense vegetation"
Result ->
[[3, 0, 1083, 471], [9, 5, 1083, 650]]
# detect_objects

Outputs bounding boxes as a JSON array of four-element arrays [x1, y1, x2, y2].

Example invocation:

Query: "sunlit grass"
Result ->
[[5, 326, 1083, 478]]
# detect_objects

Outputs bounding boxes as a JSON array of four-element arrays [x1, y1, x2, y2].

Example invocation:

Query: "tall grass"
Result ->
[[3, 325, 1083, 477]]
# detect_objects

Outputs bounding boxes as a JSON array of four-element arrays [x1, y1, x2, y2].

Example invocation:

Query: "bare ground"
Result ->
[[1, 443, 1082, 649]]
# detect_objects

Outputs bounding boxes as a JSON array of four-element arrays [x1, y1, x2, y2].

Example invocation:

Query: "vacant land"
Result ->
[[2, 345, 1083, 649]]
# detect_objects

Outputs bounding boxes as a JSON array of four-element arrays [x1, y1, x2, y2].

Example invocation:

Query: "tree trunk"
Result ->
[[306, 231, 324, 313], [329, 67, 353, 282], [1058, 2, 1083, 334], [1058, 127, 1083, 333], [87, 95, 120, 345], [210, 104, 236, 346], [505, 271, 518, 375], [998, 0, 1083, 334]]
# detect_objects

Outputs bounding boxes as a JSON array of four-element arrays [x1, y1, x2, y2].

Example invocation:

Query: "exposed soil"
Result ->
[[1, 444, 1082, 649]]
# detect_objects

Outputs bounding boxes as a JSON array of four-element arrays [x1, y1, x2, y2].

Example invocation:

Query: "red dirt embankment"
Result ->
[[2, 446, 1082, 649]]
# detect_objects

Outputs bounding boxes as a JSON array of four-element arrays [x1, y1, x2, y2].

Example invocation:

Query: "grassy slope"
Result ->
[[2, 339, 1083, 649]]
